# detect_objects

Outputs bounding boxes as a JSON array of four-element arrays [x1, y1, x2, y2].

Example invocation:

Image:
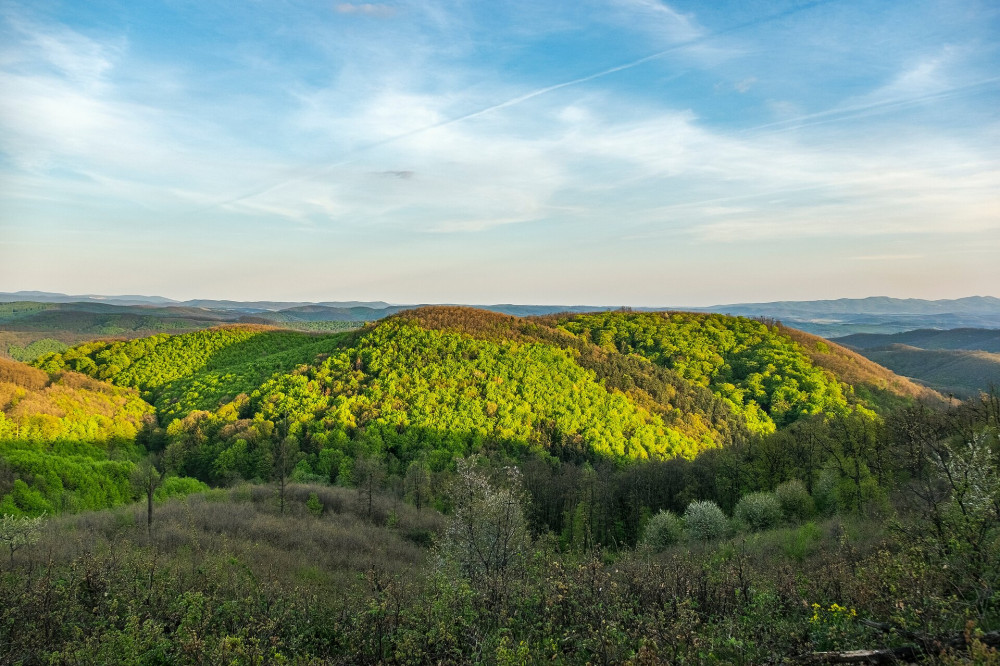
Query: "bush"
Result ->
[[154, 476, 209, 502], [684, 500, 727, 541], [775, 479, 815, 521], [734, 492, 782, 532], [642, 510, 684, 551], [306, 492, 323, 517]]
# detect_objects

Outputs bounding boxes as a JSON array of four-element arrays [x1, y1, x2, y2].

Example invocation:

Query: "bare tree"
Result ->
[[404, 456, 431, 511], [273, 436, 300, 515], [354, 454, 387, 519], [131, 459, 162, 537], [0, 514, 44, 567]]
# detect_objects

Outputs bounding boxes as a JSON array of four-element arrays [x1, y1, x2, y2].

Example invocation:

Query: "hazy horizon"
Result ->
[[3, 289, 1000, 311], [2, 0, 998, 303]]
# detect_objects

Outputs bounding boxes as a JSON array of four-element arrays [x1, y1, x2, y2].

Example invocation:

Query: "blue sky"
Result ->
[[1, 0, 997, 305]]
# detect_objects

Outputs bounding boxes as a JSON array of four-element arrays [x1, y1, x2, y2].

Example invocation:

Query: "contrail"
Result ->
[[186, 0, 837, 215], [743, 76, 1000, 136]]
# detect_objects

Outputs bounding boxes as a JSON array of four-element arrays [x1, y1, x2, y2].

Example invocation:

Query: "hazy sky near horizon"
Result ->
[[1, 0, 998, 306]]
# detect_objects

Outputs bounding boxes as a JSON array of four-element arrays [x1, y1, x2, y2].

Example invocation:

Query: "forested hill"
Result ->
[[0, 358, 208, 516], [23, 310, 939, 490]]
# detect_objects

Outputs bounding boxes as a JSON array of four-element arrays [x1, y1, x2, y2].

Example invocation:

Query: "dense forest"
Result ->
[[1, 308, 997, 663]]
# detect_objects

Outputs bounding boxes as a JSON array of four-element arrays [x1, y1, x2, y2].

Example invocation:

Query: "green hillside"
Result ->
[[0, 358, 207, 516], [5, 308, 997, 663], [0, 357, 152, 443], [26, 308, 934, 495], [543, 311, 855, 433]]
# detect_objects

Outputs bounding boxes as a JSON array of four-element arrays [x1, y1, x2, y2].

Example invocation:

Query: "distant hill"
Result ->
[[709, 296, 1000, 316], [831, 327, 1000, 398], [833, 328, 1000, 352], [0, 291, 179, 306], [851, 345, 1000, 399], [6, 292, 1000, 337], [702, 296, 1000, 337], [0, 302, 362, 360]]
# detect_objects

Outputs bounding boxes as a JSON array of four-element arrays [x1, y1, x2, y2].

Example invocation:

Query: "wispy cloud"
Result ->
[[1, 0, 997, 302], [611, 0, 703, 43]]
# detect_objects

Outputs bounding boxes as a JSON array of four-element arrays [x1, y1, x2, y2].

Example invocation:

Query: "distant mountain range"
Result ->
[[2, 292, 1000, 337]]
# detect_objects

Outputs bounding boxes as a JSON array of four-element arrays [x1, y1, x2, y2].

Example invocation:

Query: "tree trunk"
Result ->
[[147, 485, 154, 536]]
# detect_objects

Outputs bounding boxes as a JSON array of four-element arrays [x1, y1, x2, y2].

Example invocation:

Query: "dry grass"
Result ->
[[23, 483, 444, 593]]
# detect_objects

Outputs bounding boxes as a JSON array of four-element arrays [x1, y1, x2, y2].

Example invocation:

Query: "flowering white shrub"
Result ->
[[684, 500, 727, 541], [642, 510, 684, 551], [734, 492, 782, 532]]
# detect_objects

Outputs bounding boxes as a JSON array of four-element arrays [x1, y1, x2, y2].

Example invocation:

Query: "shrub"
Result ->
[[306, 492, 323, 517], [684, 500, 727, 541], [154, 476, 209, 502], [733, 492, 782, 532], [642, 510, 684, 551], [775, 479, 815, 521]]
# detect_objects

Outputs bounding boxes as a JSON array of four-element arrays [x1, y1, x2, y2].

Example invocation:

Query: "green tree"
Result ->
[[642, 509, 684, 551], [441, 457, 530, 608]]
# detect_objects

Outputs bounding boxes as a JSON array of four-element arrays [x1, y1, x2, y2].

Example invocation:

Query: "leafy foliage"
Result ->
[[35, 326, 342, 397], [6, 338, 68, 363], [775, 478, 816, 521], [551, 311, 854, 433]]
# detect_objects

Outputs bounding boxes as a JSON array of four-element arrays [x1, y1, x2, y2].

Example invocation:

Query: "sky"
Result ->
[[0, 0, 998, 306]]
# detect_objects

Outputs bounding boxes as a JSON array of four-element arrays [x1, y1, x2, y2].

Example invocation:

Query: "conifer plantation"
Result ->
[[1, 307, 997, 663]]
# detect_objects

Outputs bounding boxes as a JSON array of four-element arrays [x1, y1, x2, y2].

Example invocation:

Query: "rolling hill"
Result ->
[[832, 328, 1000, 398], [847, 345, 1000, 399], [0, 301, 363, 362], [0, 357, 165, 516], [25, 308, 940, 491], [834, 327, 1000, 352]]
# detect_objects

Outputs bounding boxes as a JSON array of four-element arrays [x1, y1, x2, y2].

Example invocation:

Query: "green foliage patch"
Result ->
[[553, 311, 853, 433]]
